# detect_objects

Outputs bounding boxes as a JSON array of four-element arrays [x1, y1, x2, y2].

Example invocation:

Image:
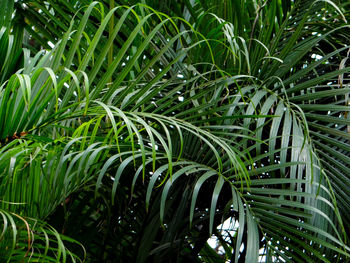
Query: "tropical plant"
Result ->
[[1, 0, 350, 262]]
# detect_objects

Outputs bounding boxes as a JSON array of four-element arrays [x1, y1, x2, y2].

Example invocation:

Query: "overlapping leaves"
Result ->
[[0, 0, 349, 262]]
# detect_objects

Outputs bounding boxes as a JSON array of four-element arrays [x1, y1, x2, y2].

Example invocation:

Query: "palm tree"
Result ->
[[1, 0, 350, 262]]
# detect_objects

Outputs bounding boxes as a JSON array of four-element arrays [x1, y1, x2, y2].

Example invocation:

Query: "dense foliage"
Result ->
[[1, 0, 350, 262]]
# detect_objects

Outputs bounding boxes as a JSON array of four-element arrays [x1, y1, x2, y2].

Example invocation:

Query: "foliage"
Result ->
[[0, 0, 350, 262]]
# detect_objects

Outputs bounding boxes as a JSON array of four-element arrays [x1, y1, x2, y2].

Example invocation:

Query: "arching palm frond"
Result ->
[[0, 0, 350, 262]]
